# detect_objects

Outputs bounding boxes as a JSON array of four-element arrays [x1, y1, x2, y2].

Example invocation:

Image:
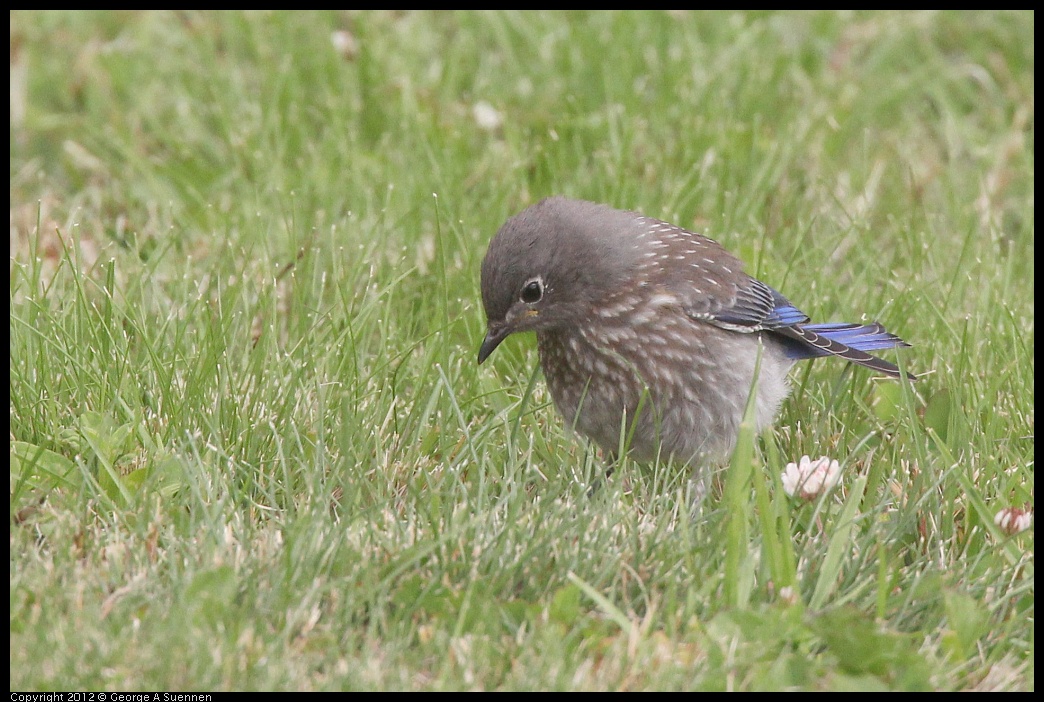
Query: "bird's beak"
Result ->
[[478, 310, 540, 364], [477, 323, 510, 364]]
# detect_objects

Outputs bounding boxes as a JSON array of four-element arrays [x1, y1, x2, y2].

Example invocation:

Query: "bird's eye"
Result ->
[[520, 279, 543, 304]]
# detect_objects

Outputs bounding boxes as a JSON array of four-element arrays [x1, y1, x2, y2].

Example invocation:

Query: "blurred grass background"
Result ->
[[10, 11, 1033, 691]]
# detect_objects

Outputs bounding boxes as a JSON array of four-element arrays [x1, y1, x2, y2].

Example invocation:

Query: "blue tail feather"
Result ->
[[778, 322, 909, 360], [803, 322, 910, 354]]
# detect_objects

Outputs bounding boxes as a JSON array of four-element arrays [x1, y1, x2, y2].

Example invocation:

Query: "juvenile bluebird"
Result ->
[[478, 197, 915, 473]]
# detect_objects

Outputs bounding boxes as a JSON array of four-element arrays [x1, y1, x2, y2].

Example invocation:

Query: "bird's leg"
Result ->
[[585, 450, 619, 498], [686, 462, 720, 518], [688, 470, 711, 512]]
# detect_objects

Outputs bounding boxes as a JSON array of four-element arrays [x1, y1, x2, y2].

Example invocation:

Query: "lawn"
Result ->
[[10, 10, 1033, 691]]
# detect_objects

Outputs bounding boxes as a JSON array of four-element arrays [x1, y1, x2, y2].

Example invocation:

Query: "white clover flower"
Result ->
[[330, 30, 358, 60], [472, 100, 503, 131], [778, 585, 799, 606], [994, 506, 1032, 536], [782, 455, 841, 500]]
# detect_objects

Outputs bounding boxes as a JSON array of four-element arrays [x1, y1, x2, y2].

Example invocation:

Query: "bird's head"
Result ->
[[477, 197, 643, 363]]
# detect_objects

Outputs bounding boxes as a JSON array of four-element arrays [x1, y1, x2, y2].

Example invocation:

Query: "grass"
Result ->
[[10, 10, 1033, 691]]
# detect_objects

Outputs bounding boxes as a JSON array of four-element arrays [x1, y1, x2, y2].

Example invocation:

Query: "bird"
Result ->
[[477, 197, 916, 481]]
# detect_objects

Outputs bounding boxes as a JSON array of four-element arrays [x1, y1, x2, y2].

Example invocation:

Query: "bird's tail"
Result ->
[[777, 322, 916, 379]]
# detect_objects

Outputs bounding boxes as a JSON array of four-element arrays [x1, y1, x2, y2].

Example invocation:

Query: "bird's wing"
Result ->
[[683, 276, 913, 379], [685, 277, 809, 333]]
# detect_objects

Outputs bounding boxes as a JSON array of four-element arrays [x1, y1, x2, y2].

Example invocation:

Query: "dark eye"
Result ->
[[520, 279, 543, 304]]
